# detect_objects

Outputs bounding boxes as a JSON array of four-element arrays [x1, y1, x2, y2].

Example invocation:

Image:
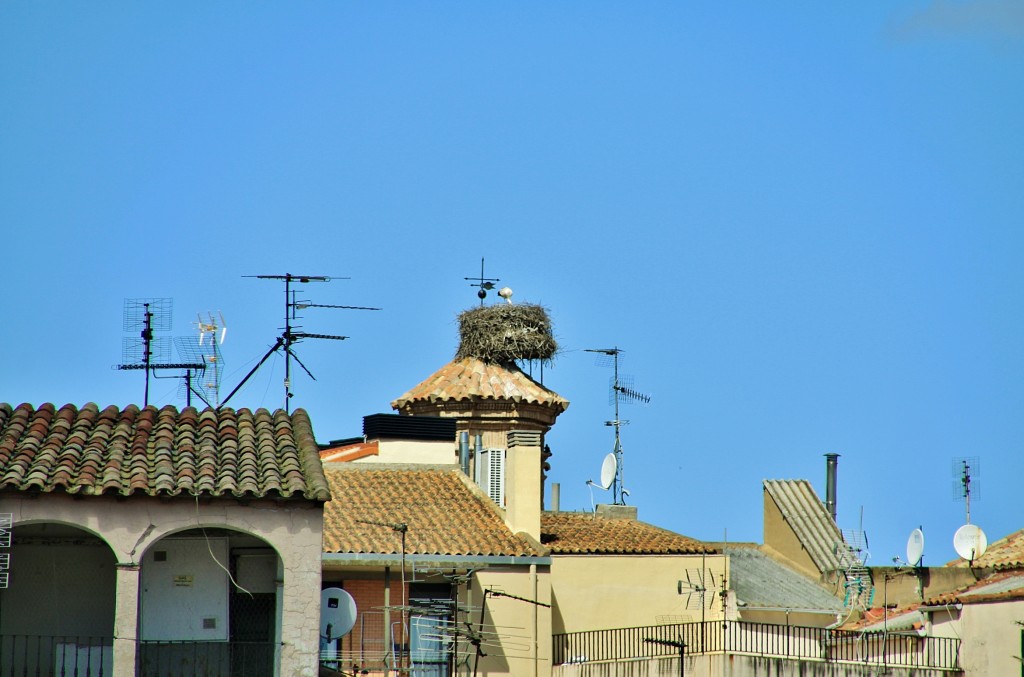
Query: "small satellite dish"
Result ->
[[320, 587, 357, 641], [906, 527, 924, 566], [953, 524, 988, 562], [600, 453, 617, 490]]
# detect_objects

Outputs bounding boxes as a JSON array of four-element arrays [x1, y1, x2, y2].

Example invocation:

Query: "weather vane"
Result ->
[[464, 257, 500, 306]]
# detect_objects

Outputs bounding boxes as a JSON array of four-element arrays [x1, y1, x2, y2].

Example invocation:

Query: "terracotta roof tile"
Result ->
[[323, 466, 544, 557], [540, 511, 713, 555], [0, 402, 330, 501], [391, 357, 569, 412], [927, 570, 1024, 606]]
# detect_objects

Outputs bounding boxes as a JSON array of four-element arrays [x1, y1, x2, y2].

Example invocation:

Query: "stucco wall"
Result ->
[[471, 565, 552, 677], [550, 554, 729, 634], [352, 439, 457, 464], [954, 600, 1024, 677], [4, 492, 324, 677]]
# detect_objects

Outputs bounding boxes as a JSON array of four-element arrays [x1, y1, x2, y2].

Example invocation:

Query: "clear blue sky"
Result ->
[[2, 2, 1022, 567]]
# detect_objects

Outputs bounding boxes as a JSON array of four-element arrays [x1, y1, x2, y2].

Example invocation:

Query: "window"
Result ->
[[475, 448, 505, 507]]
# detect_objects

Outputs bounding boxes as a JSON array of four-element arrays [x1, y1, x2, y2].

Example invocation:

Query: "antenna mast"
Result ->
[[117, 299, 205, 406], [585, 347, 650, 505], [223, 274, 379, 412], [953, 457, 981, 524]]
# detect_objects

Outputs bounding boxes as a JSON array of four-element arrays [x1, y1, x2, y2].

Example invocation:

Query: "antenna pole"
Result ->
[[284, 274, 293, 412], [962, 460, 972, 524], [612, 349, 624, 504], [142, 303, 153, 406]]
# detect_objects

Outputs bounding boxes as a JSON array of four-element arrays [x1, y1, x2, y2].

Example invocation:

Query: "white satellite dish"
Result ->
[[600, 453, 617, 490], [906, 527, 924, 566], [320, 587, 357, 641], [953, 524, 988, 562]]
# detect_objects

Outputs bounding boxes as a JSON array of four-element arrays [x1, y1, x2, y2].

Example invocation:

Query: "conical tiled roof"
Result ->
[[391, 356, 568, 412]]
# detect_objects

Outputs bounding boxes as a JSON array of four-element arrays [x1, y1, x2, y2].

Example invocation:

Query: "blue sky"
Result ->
[[2, 2, 1022, 568]]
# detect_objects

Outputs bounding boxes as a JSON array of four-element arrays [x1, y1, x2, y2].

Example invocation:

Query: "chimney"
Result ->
[[551, 483, 560, 512], [505, 430, 543, 541], [824, 453, 840, 522]]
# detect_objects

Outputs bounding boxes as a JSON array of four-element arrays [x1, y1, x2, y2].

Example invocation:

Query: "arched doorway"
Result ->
[[137, 527, 281, 677], [0, 521, 116, 675]]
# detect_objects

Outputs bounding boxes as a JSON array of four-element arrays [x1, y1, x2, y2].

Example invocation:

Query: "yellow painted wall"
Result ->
[[466, 566, 553, 677], [550, 554, 729, 634]]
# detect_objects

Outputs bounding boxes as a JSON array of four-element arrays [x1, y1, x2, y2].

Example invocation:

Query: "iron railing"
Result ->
[[137, 640, 277, 677], [553, 620, 961, 671], [0, 634, 113, 677]]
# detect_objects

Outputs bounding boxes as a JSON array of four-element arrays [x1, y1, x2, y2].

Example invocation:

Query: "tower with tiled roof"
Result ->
[[390, 300, 568, 541]]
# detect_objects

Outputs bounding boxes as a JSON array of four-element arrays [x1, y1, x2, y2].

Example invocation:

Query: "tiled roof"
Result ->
[[0, 402, 330, 501], [322, 465, 545, 557], [320, 441, 379, 463], [724, 545, 844, 613], [945, 527, 1024, 570], [927, 570, 1024, 606], [764, 479, 843, 572], [391, 357, 569, 412], [540, 511, 713, 555], [842, 604, 923, 632]]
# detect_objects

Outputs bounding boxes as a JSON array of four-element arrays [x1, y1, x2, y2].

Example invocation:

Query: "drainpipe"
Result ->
[[824, 453, 840, 522]]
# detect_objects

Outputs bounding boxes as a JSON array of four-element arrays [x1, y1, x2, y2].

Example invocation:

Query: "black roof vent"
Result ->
[[363, 414, 456, 442]]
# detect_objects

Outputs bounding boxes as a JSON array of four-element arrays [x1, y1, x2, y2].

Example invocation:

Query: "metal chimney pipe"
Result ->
[[824, 453, 840, 522], [459, 431, 470, 475]]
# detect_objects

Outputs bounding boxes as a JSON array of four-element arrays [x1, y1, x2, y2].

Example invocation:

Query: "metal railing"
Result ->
[[553, 620, 961, 671], [137, 640, 276, 677], [0, 634, 113, 677]]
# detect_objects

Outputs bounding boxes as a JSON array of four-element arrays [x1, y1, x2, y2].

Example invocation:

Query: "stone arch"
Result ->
[[136, 524, 283, 677], [0, 520, 117, 675]]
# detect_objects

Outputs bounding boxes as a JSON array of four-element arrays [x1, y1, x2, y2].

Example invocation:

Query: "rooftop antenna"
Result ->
[[116, 298, 205, 406], [952, 457, 986, 564], [952, 457, 981, 524], [224, 274, 379, 412], [584, 347, 650, 505], [171, 311, 228, 407], [464, 257, 500, 306]]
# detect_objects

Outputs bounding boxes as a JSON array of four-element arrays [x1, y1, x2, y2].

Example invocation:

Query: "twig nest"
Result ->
[[455, 303, 557, 364]]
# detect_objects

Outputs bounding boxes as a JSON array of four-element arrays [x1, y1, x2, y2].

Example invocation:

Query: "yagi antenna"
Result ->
[[223, 274, 380, 412], [116, 298, 205, 407], [585, 347, 650, 505]]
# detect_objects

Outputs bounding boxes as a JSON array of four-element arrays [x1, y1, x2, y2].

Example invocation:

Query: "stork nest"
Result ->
[[455, 303, 557, 364]]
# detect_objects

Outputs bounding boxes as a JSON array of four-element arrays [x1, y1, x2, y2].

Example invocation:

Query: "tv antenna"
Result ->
[[464, 257, 500, 306], [171, 311, 228, 407], [585, 347, 650, 505], [223, 274, 379, 412], [952, 457, 981, 523], [116, 298, 206, 406]]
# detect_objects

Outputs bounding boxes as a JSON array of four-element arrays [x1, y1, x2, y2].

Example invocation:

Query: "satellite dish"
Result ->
[[953, 524, 988, 562], [320, 587, 357, 641], [600, 453, 617, 490], [906, 527, 924, 566]]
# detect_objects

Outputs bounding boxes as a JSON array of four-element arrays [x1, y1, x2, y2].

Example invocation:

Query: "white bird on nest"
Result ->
[[498, 287, 513, 303]]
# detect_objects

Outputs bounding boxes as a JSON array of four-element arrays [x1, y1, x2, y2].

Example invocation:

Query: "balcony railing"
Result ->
[[0, 634, 113, 677], [553, 620, 961, 671], [137, 640, 276, 677], [0, 636, 278, 677]]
